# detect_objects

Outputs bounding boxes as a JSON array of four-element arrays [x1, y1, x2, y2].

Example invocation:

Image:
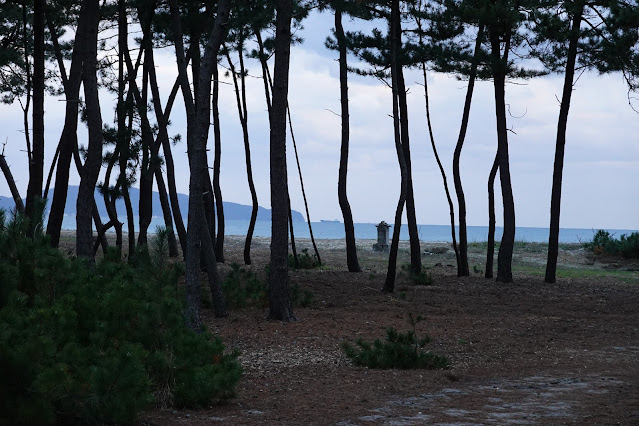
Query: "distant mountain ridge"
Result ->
[[0, 186, 306, 223]]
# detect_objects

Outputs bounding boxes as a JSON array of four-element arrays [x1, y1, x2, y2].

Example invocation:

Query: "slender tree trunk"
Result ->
[[118, 0, 135, 255], [288, 195, 298, 268], [101, 148, 123, 255], [21, 4, 32, 167], [452, 24, 484, 277], [170, 0, 230, 328], [490, 30, 515, 283], [382, 0, 407, 294], [212, 65, 225, 262], [46, 1, 88, 248], [335, 6, 361, 272], [25, 0, 45, 232], [269, 0, 296, 321], [0, 153, 25, 214], [226, 46, 259, 265], [76, 0, 102, 260], [396, 52, 420, 275], [485, 152, 498, 278], [421, 64, 459, 267], [545, 4, 584, 284], [286, 106, 321, 265], [155, 169, 179, 257]]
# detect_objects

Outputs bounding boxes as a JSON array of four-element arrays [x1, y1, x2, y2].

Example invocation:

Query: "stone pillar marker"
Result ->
[[373, 221, 391, 251]]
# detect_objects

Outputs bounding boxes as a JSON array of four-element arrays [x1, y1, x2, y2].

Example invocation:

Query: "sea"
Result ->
[[59, 214, 637, 244]]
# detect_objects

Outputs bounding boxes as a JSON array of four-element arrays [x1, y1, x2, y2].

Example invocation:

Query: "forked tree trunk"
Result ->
[[47, 1, 88, 248], [485, 152, 498, 278], [335, 6, 361, 273], [269, 0, 296, 321], [545, 3, 584, 284]]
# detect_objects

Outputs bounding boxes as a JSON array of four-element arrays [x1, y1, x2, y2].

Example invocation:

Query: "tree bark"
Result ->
[[421, 64, 459, 268], [212, 65, 225, 262], [452, 24, 484, 277], [0, 153, 25, 214], [25, 0, 45, 232], [269, 0, 296, 321], [545, 3, 584, 284], [490, 29, 515, 283], [155, 169, 179, 257], [46, 0, 88, 248], [382, 0, 407, 294], [170, 0, 230, 329], [226, 46, 259, 265], [396, 50, 420, 275], [485, 152, 498, 278], [335, 6, 361, 273], [76, 0, 102, 260]]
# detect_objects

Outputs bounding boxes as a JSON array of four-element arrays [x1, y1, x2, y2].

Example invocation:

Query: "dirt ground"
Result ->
[[132, 236, 639, 425]]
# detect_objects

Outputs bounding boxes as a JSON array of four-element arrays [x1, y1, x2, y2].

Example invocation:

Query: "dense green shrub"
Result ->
[[0, 214, 242, 424], [586, 230, 639, 258], [342, 327, 449, 370], [222, 263, 268, 308], [288, 248, 320, 269]]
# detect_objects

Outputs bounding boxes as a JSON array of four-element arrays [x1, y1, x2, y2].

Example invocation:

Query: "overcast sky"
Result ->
[[0, 11, 637, 231]]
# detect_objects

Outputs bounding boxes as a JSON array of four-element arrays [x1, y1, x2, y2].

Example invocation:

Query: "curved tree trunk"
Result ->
[[269, 0, 296, 321], [76, 0, 103, 260], [545, 4, 584, 284], [226, 46, 259, 265], [421, 64, 459, 267], [212, 65, 225, 262], [335, 6, 361, 272], [452, 23, 484, 277], [47, 1, 88, 248], [382, 0, 407, 294], [485, 152, 498, 278], [490, 29, 515, 283]]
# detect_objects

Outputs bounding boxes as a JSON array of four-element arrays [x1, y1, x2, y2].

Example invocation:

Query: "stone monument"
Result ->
[[373, 221, 391, 252]]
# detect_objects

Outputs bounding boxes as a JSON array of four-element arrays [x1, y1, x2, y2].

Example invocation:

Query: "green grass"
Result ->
[[511, 262, 639, 284]]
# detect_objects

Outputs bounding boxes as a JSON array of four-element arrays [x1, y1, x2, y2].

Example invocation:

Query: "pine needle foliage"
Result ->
[[586, 230, 639, 259], [0, 211, 242, 424], [222, 262, 268, 308], [342, 314, 448, 369]]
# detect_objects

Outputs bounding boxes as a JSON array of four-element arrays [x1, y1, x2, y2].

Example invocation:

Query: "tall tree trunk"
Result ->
[[421, 64, 459, 267], [46, 0, 88, 248], [170, 0, 230, 329], [118, 0, 136, 255], [334, 6, 361, 272], [382, 0, 407, 294], [136, 57, 154, 247], [485, 152, 498, 278], [490, 29, 515, 283], [226, 46, 259, 265], [396, 50, 420, 275], [452, 24, 484, 277], [21, 4, 32, 168], [269, 0, 296, 321], [26, 0, 45, 232], [76, 0, 102, 260], [545, 3, 584, 284], [212, 65, 225, 262], [286, 106, 321, 266]]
